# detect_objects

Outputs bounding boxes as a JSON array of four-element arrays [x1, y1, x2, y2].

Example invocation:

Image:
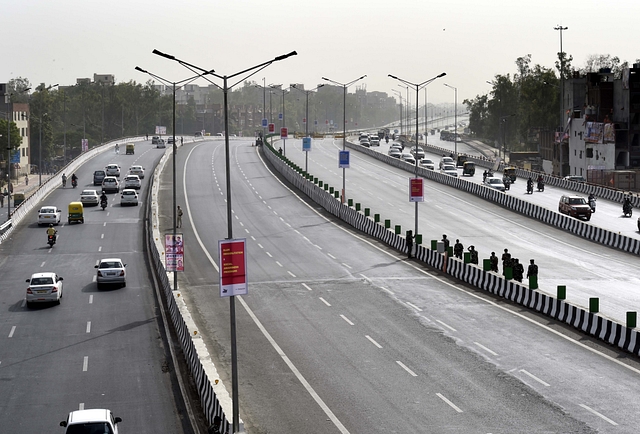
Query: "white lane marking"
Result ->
[[89, 295, 93, 304], [98, 246, 102, 252], [106, 212, 110, 217], [474, 342, 498, 356], [279, 217, 285, 222], [92, 275, 96, 282], [285, 223, 292, 228], [396, 360, 418, 377], [234, 215, 239, 220], [436, 320, 457, 332], [245, 228, 250, 234], [579, 404, 618, 426], [266, 252, 272, 258], [359, 274, 371, 283], [103, 222, 106, 227], [276, 261, 283, 267], [406, 302, 423, 312], [82, 356, 89, 372], [239, 221, 244, 226], [8, 326, 16, 338], [40, 261, 45, 268], [20, 300, 25, 308], [273, 211, 278, 215], [257, 243, 263, 249], [341, 263, 352, 269], [381, 287, 394, 295], [251, 236, 256, 241], [340, 315, 354, 326], [365, 335, 383, 348], [436, 393, 463, 413], [79, 403, 85, 410], [101, 234, 104, 239], [288, 271, 296, 277], [86, 322, 91, 333], [519, 369, 550, 387], [319, 297, 331, 307], [314, 245, 322, 250], [302, 283, 313, 291]]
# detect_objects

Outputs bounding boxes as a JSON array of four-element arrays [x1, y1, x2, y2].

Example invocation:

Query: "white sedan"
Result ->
[[420, 158, 435, 170], [120, 189, 139, 206], [129, 165, 145, 179], [95, 258, 127, 289], [123, 175, 141, 190], [441, 164, 459, 177], [401, 153, 416, 165], [80, 189, 100, 206], [26, 272, 64, 307], [484, 176, 506, 191], [37, 206, 62, 225]]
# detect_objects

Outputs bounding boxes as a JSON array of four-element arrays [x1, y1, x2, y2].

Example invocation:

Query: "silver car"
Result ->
[[95, 258, 127, 289], [26, 272, 64, 307], [123, 175, 141, 190], [80, 189, 100, 206]]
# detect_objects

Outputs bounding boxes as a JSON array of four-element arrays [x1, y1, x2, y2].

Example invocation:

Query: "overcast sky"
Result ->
[[3, 0, 639, 107]]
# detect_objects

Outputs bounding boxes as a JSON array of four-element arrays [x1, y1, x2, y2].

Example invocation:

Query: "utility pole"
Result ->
[[555, 25, 568, 177]]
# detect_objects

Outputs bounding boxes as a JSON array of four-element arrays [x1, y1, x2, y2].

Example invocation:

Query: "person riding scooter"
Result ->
[[588, 193, 596, 213], [536, 175, 544, 192], [526, 177, 534, 194], [100, 192, 108, 209], [623, 195, 633, 217], [502, 176, 511, 191], [46, 223, 57, 245], [71, 173, 78, 188]]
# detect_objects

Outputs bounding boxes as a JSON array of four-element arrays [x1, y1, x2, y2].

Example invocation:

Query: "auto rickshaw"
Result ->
[[462, 161, 475, 176], [68, 201, 84, 224], [456, 155, 467, 167], [503, 166, 517, 183], [12, 192, 25, 206], [125, 143, 135, 155]]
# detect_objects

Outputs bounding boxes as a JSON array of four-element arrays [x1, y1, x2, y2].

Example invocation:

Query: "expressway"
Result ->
[[158, 137, 640, 433], [282, 137, 640, 326], [0, 141, 191, 433]]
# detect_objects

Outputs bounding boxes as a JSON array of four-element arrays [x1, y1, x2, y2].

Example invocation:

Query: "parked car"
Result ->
[[105, 164, 121, 177], [37, 206, 62, 225], [484, 176, 506, 191], [26, 272, 63, 307], [60, 408, 122, 433], [80, 189, 100, 206], [93, 170, 106, 186], [123, 175, 141, 190], [441, 164, 458, 177], [129, 165, 145, 178], [95, 258, 127, 289], [420, 158, 435, 170], [102, 176, 120, 194], [120, 189, 139, 206], [439, 156, 455, 169], [559, 195, 592, 220]]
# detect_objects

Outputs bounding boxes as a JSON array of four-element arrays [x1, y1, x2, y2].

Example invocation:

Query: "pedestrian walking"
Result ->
[[527, 259, 538, 279], [180, 137, 183, 145], [453, 239, 463, 259], [489, 252, 499, 272], [25, 174, 29, 186], [406, 230, 414, 258], [468, 245, 478, 264], [177, 205, 183, 228]]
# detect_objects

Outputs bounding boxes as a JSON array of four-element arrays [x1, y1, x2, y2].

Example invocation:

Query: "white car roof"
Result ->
[[67, 409, 112, 424], [30, 272, 56, 279]]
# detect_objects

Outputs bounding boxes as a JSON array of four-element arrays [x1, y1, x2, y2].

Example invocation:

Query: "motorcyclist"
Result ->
[[527, 177, 534, 193], [46, 223, 57, 243], [62, 173, 67, 187], [71, 173, 78, 187], [623, 195, 632, 214], [503, 176, 511, 191], [100, 192, 108, 206], [588, 193, 596, 211]]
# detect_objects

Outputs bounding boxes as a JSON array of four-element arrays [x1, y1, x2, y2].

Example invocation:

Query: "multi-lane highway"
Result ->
[[159, 137, 640, 433], [0, 141, 191, 433]]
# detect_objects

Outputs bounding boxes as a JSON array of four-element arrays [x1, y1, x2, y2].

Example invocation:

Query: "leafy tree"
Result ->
[[0, 119, 22, 150]]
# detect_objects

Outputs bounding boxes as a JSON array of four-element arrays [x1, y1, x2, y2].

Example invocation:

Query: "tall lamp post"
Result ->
[[555, 25, 568, 177], [36, 83, 58, 186], [392, 89, 403, 135], [291, 84, 324, 172], [152, 48, 297, 432], [388, 72, 446, 241], [443, 83, 458, 155], [269, 84, 290, 156], [321, 75, 366, 204]]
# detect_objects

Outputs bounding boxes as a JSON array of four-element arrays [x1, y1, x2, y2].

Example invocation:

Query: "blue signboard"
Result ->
[[261, 118, 268, 128], [302, 137, 311, 152], [339, 150, 350, 169], [314, 120, 318, 125], [10, 151, 20, 164], [278, 113, 283, 121]]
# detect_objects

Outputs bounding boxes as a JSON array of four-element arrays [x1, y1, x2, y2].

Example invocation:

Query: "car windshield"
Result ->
[[65, 423, 114, 434], [444, 165, 456, 170], [123, 191, 135, 195], [489, 179, 501, 184], [570, 198, 586, 205], [40, 208, 55, 213], [30, 277, 54, 285], [100, 261, 123, 269]]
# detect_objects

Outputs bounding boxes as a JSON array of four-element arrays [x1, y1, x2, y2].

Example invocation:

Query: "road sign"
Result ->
[[280, 127, 288, 138], [278, 113, 283, 121], [268, 123, 275, 133], [339, 150, 350, 168], [262, 118, 268, 128], [219, 238, 248, 297], [410, 178, 424, 202], [302, 137, 311, 152], [10, 151, 20, 164], [155, 126, 167, 135]]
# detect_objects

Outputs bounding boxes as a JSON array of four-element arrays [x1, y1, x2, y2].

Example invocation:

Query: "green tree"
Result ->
[[0, 119, 22, 150]]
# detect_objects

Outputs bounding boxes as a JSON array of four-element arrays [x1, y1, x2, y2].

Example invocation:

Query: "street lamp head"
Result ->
[[321, 77, 329, 82], [388, 74, 398, 79], [437, 73, 446, 78], [359, 75, 367, 80], [153, 49, 175, 60], [274, 51, 297, 61], [135, 66, 148, 73], [317, 84, 324, 89]]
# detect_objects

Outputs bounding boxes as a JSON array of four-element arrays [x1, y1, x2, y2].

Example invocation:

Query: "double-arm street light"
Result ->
[[291, 84, 324, 172], [152, 48, 297, 432], [392, 89, 403, 135], [388, 72, 446, 243], [443, 83, 458, 155], [269, 84, 290, 155], [321, 75, 366, 203]]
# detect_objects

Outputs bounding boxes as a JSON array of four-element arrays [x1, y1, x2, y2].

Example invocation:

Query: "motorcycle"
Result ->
[[537, 180, 544, 192], [47, 233, 56, 247], [588, 197, 596, 213], [623, 202, 633, 217], [526, 183, 533, 194], [503, 177, 511, 191], [71, 178, 77, 188], [100, 199, 108, 210]]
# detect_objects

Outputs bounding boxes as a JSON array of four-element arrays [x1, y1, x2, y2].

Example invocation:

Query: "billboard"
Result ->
[[219, 238, 248, 297]]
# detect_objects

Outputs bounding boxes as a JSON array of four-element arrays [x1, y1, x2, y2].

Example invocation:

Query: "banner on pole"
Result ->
[[219, 238, 248, 297], [165, 234, 185, 272], [410, 178, 424, 202]]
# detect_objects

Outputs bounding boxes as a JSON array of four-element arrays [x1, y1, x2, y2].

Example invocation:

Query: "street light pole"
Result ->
[[555, 25, 568, 177], [392, 89, 403, 135], [292, 84, 324, 173], [321, 75, 366, 203], [151, 49, 297, 432], [443, 83, 458, 155]]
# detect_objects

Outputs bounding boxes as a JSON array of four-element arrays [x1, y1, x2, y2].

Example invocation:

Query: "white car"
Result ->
[[123, 175, 141, 190], [129, 165, 145, 179], [80, 189, 100, 206], [485, 176, 506, 191], [388, 148, 402, 158], [105, 164, 121, 177], [60, 408, 122, 433], [26, 272, 64, 307], [369, 136, 380, 146], [157, 139, 166, 148], [102, 176, 120, 194], [359, 138, 370, 147], [441, 164, 458, 177], [410, 147, 425, 159], [439, 157, 455, 169], [420, 159, 435, 170], [401, 153, 416, 165], [95, 258, 127, 289], [120, 189, 139, 206], [37, 206, 61, 225]]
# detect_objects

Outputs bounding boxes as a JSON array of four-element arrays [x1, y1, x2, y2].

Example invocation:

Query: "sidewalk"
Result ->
[[1, 173, 54, 209]]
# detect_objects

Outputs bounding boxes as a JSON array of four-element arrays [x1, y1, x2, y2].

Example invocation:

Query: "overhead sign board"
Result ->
[[280, 127, 288, 138], [219, 238, 248, 297], [268, 123, 275, 133], [262, 118, 268, 128]]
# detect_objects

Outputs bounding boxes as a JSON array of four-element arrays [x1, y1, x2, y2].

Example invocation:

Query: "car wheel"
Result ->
[[97, 282, 102, 290], [26, 301, 32, 308], [122, 281, 126, 288], [55, 298, 61, 305]]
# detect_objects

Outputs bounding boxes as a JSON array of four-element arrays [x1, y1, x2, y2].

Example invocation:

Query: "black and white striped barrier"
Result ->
[[262, 144, 640, 356]]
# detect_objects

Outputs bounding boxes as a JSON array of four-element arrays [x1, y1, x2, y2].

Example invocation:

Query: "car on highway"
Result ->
[[388, 148, 402, 159], [441, 164, 458, 177], [439, 156, 455, 169], [120, 189, 139, 206], [93, 170, 106, 186], [564, 175, 586, 183], [105, 164, 121, 177], [369, 136, 380, 146], [37, 206, 62, 225], [157, 139, 166, 149], [401, 153, 416, 165], [410, 147, 425, 159], [102, 176, 120, 194], [80, 189, 100, 206], [420, 158, 435, 170], [484, 176, 506, 191], [151, 136, 160, 144], [167, 137, 175, 144], [95, 258, 127, 289], [60, 408, 122, 433], [128, 165, 145, 179], [123, 175, 141, 190], [359, 137, 370, 147], [25, 272, 63, 307], [559, 194, 592, 220]]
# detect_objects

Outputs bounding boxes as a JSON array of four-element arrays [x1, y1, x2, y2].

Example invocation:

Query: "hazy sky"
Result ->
[[3, 0, 639, 106]]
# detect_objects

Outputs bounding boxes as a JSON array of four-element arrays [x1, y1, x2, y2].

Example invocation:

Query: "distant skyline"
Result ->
[[3, 0, 639, 107]]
